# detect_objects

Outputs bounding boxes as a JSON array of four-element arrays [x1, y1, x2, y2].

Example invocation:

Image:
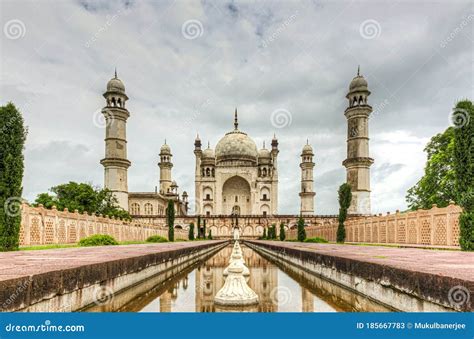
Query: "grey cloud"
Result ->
[[1, 0, 471, 215]]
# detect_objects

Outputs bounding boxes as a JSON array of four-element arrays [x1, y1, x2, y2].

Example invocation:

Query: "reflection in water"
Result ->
[[115, 245, 389, 313]]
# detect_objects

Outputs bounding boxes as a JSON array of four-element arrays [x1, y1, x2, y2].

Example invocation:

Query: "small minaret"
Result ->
[[299, 141, 315, 215], [100, 70, 131, 211], [158, 141, 173, 194], [194, 134, 202, 214], [342, 67, 374, 215]]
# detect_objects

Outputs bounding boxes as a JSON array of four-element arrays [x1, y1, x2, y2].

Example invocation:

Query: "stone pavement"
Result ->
[[0, 241, 226, 282], [251, 240, 474, 283]]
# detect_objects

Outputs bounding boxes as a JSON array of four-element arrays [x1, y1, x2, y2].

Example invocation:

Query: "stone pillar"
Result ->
[[100, 72, 131, 211], [342, 67, 374, 215]]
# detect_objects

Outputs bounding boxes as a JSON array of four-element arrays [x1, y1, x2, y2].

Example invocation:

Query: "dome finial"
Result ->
[[164, 139, 167, 145], [207, 141, 210, 149], [357, 65, 360, 77], [263, 141, 266, 149], [114, 67, 117, 79], [234, 108, 238, 130], [306, 138, 309, 145]]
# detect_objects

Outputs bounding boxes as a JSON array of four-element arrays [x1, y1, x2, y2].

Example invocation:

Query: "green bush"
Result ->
[[304, 237, 328, 243], [78, 234, 118, 247], [146, 235, 168, 243]]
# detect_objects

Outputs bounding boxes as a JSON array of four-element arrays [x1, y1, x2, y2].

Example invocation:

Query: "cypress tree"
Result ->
[[197, 215, 201, 238], [452, 100, 474, 250], [188, 223, 195, 240], [166, 200, 175, 242], [297, 217, 306, 242], [262, 228, 267, 240], [203, 219, 206, 239], [0, 103, 27, 251], [337, 183, 352, 243], [208, 230, 212, 240], [279, 222, 286, 241]]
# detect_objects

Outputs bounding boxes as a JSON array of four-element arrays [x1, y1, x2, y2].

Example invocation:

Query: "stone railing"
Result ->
[[19, 203, 187, 246], [287, 203, 462, 247]]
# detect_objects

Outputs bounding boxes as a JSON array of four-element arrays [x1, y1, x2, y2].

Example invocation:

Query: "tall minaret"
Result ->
[[342, 67, 374, 215], [194, 134, 202, 214], [158, 141, 173, 194], [100, 70, 131, 211], [299, 141, 315, 215], [271, 134, 279, 215]]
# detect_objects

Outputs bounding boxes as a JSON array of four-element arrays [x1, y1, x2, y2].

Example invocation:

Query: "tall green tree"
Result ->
[[452, 100, 474, 250], [188, 223, 195, 240], [166, 200, 175, 242], [406, 128, 456, 209], [203, 219, 206, 239], [33, 182, 130, 220], [337, 183, 352, 243], [0, 103, 27, 251], [262, 228, 267, 240], [279, 222, 286, 241], [297, 217, 306, 242], [197, 215, 201, 238], [207, 230, 212, 240]]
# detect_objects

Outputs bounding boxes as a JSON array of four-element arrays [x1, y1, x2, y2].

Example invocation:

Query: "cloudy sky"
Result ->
[[1, 0, 472, 215]]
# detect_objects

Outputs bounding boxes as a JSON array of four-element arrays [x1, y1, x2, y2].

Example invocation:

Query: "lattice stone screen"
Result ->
[[19, 204, 188, 246], [287, 203, 462, 248]]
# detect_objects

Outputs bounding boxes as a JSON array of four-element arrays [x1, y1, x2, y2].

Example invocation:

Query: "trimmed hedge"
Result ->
[[304, 237, 328, 244], [78, 234, 118, 247], [146, 235, 168, 243]]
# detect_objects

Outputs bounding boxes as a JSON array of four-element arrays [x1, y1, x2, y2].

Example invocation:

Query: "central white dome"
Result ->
[[215, 130, 258, 164]]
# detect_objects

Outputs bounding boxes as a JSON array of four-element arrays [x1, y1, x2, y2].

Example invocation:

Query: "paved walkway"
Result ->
[[252, 240, 474, 283], [0, 241, 225, 282]]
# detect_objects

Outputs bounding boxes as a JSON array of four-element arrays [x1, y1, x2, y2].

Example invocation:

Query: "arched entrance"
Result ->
[[222, 176, 251, 215]]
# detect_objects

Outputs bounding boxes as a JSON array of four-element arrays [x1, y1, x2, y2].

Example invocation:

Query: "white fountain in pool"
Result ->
[[214, 241, 259, 306]]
